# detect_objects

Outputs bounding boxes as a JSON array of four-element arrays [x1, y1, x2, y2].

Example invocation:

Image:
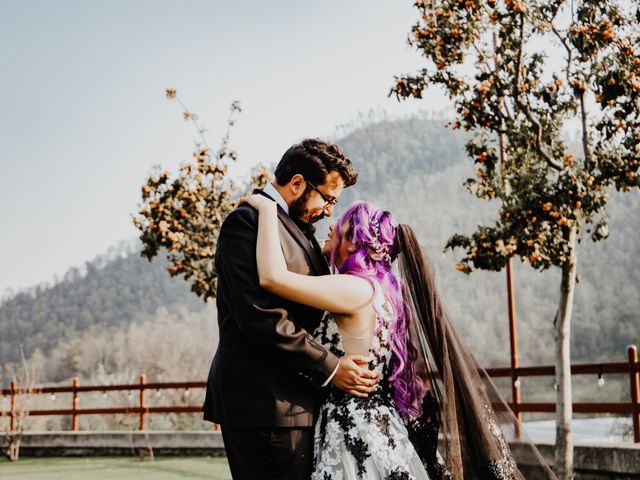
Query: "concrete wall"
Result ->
[[535, 442, 640, 480], [14, 432, 640, 478], [17, 431, 225, 457]]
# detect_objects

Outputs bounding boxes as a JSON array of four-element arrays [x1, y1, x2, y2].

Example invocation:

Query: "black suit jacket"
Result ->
[[202, 190, 339, 427]]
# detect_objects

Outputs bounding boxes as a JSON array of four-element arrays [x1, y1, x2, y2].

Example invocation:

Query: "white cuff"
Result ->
[[321, 359, 340, 387]]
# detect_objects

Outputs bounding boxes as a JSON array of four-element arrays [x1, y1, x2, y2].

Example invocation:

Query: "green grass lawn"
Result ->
[[0, 456, 232, 479]]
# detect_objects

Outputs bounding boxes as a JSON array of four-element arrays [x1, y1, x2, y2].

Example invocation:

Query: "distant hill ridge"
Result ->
[[2, 115, 638, 385]]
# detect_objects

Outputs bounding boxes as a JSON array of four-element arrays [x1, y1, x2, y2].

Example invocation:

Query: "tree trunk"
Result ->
[[554, 224, 577, 479], [6, 433, 21, 462]]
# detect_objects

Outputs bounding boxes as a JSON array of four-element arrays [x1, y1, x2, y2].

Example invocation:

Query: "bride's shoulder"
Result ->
[[333, 273, 375, 305]]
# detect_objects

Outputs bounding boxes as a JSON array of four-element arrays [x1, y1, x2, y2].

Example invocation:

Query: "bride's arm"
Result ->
[[243, 194, 372, 314]]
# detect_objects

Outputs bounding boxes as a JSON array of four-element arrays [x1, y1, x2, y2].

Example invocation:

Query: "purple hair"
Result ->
[[330, 201, 425, 417]]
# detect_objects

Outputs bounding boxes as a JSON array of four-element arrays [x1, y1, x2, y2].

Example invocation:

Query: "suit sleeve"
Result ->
[[215, 206, 339, 387]]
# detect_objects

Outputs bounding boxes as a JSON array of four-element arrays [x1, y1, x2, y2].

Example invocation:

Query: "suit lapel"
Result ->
[[254, 188, 328, 276], [276, 208, 328, 276]]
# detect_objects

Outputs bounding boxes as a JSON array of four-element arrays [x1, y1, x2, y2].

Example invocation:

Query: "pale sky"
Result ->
[[0, 0, 451, 295]]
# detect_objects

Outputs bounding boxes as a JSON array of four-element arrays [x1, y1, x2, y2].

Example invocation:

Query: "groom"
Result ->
[[203, 139, 379, 479]]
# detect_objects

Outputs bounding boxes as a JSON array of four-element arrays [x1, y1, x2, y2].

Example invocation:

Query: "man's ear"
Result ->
[[290, 174, 305, 196]]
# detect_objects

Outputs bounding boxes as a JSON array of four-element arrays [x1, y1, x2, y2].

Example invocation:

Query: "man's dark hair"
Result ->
[[274, 138, 358, 187]]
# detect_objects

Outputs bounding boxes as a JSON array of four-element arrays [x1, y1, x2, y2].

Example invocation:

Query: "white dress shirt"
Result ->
[[261, 183, 339, 387], [263, 182, 289, 214]]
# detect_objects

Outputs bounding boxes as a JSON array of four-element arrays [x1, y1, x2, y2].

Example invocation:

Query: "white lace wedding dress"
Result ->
[[311, 293, 435, 480]]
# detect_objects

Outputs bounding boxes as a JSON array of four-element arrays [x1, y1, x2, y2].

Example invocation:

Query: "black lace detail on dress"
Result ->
[[316, 312, 345, 358], [335, 401, 370, 476], [386, 469, 412, 480], [407, 389, 450, 480], [311, 300, 432, 479], [318, 408, 329, 447]]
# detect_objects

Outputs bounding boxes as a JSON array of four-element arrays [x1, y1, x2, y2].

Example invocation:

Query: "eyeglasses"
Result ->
[[306, 179, 339, 210]]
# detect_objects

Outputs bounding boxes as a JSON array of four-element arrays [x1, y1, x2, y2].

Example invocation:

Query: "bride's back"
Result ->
[[330, 288, 394, 363]]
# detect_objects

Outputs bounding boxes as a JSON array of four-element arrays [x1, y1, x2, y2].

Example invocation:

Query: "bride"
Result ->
[[240, 194, 555, 480]]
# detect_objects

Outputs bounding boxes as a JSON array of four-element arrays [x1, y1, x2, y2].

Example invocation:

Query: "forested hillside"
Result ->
[[0, 241, 212, 384], [2, 115, 638, 389]]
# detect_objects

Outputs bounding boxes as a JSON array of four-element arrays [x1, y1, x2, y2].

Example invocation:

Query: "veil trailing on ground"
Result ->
[[396, 224, 557, 480]]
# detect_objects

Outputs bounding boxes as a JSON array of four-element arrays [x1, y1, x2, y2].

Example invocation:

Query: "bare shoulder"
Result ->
[[335, 274, 375, 305], [338, 273, 373, 289]]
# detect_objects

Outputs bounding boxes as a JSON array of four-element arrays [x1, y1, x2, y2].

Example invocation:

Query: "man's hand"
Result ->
[[331, 354, 379, 398]]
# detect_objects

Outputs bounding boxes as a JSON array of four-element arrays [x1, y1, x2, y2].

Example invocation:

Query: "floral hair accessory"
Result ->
[[369, 222, 392, 264]]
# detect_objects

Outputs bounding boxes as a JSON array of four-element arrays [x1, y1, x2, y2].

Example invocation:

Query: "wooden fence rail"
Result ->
[[2, 345, 638, 442], [1, 374, 212, 432], [484, 345, 640, 442]]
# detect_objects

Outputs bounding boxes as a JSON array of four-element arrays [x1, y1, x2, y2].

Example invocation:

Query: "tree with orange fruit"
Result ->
[[393, 1, 639, 478], [133, 90, 270, 302]]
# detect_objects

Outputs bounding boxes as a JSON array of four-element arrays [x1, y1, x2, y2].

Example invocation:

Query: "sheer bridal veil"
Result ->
[[396, 224, 557, 480]]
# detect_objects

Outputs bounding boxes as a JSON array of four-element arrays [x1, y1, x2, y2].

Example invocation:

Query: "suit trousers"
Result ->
[[220, 424, 315, 480]]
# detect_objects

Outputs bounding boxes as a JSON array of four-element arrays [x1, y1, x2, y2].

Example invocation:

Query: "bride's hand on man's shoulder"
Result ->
[[237, 193, 276, 212]]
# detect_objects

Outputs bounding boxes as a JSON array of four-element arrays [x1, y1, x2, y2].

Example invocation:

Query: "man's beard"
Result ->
[[289, 190, 325, 225]]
